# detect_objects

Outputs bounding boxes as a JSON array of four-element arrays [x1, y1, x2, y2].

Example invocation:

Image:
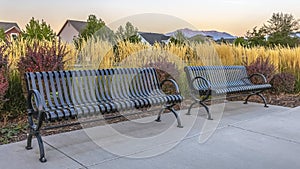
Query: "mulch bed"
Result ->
[[1, 92, 300, 145]]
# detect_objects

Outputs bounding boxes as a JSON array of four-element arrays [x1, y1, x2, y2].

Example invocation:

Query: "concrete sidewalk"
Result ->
[[1, 101, 300, 169]]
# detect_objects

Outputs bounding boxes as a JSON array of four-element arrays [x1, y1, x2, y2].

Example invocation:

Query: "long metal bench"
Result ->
[[24, 67, 183, 162], [184, 65, 272, 120]]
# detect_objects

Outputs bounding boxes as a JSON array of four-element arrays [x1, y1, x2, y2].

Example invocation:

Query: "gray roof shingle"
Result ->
[[0, 22, 20, 32], [67, 20, 87, 32], [58, 20, 87, 36], [139, 32, 170, 45]]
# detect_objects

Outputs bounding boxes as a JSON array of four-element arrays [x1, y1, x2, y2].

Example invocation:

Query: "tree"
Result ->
[[93, 25, 116, 44], [115, 22, 140, 43], [234, 37, 248, 47], [0, 29, 5, 41], [245, 26, 267, 47], [245, 12, 300, 47], [74, 14, 106, 49], [264, 13, 299, 35], [263, 13, 299, 47], [170, 31, 188, 45], [22, 17, 56, 41], [80, 14, 105, 41]]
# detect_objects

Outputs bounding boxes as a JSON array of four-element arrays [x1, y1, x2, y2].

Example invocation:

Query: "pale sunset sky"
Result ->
[[1, 0, 300, 36]]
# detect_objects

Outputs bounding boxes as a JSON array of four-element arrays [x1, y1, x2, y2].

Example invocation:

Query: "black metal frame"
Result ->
[[155, 79, 183, 128], [186, 76, 212, 120], [25, 89, 47, 162], [24, 67, 183, 162], [185, 66, 271, 120], [243, 73, 269, 107]]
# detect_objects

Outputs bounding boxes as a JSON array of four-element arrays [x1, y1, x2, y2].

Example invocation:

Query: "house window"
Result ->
[[10, 33, 18, 41]]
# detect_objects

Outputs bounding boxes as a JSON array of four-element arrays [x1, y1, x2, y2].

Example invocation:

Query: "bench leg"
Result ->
[[35, 131, 47, 163], [25, 129, 33, 150], [155, 109, 164, 122], [199, 102, 213, 120], [169, 108, 183, 128], [25, 128, 47, 163], [186, 101, 198, 115], [257, 93, 269, 107], [156, 106, 183, 128], [187, 101, 213, 120], [26, 112, 47, 163], [244, 92, 268, 108]]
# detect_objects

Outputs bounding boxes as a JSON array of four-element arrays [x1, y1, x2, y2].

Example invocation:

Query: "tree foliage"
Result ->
[[245, 26, 267, 47], [264, 13, 299, 35], [115, 22, 140, 43], [0, 29, 5, 42], [22, 17, 56, 41], [170, 31, 188, 45], [240, 12, 300, 47], [74, 14, 106, 49], [80, 15, 105, 41], [94, 26, 116, 43], [233, 37, 248, 47], [264, 13, 299, 47]]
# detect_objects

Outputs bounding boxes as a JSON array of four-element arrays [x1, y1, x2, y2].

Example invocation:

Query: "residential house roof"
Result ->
[[139, 32, 170, 45], [58, 20, 87, 36], [0, 22, 20, 32]]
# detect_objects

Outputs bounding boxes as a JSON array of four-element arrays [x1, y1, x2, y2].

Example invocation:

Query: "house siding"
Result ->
[[59, 23, 80, 43], [5, 27, 20, 41]]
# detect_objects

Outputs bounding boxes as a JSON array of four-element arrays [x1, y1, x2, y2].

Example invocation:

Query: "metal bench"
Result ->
[[24, 67, 183, 162], [184, 65, 272, 120]]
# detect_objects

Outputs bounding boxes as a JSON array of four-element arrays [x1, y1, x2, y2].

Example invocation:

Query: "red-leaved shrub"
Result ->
[[18, 41, 68, 75], [143, 57, 180, 94], [245, 56, 276, 83], [270, 72, 296, 93]]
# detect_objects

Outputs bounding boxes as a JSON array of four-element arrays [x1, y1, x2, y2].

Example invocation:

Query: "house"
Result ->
[[0, 21, 21, 41], [138, 32, 171, 45], [58, 20, 87, 43]]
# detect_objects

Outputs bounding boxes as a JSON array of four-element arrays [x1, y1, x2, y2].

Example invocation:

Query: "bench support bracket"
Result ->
[[186, 100, 213, 120], [156, 104, 183, 128], [244, 91, 269, 108], [25, 112, 47, 163]]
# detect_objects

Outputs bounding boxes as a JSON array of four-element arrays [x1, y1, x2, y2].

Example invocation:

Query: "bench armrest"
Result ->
[[160, 79, 180, 94], [191, 76, 212, 90], [27, 89, 44, 113], [248, 73, 268, 83], [27, 89, 46, 130]]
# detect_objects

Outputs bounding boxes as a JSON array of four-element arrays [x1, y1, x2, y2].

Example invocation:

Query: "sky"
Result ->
[[1, 0, 300, 36]]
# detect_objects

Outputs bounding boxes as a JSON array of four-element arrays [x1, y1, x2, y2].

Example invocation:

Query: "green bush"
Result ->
[[0, 46, 8, 110], [2, 70, 26, 120]]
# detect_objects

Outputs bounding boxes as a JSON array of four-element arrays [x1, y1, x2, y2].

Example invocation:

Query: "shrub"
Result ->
[[270, 72, 296, 93], [295, 79, 300, 93], [0, 46, 8, 110], [143, 58, 180, 94], [245, 56, 276, 83], [0, 71, 8, 109], [18, 41, 68, 75], [2, 70, 26, 121]]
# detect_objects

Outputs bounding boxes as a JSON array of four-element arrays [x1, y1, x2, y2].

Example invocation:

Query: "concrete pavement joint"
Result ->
[[229, 125, 300, 145], [44, 141, 88, 169]]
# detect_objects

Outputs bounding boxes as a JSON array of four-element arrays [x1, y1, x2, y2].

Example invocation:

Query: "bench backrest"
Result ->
[[25, 67, 162, 113], [184, 66, 251, 91]]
